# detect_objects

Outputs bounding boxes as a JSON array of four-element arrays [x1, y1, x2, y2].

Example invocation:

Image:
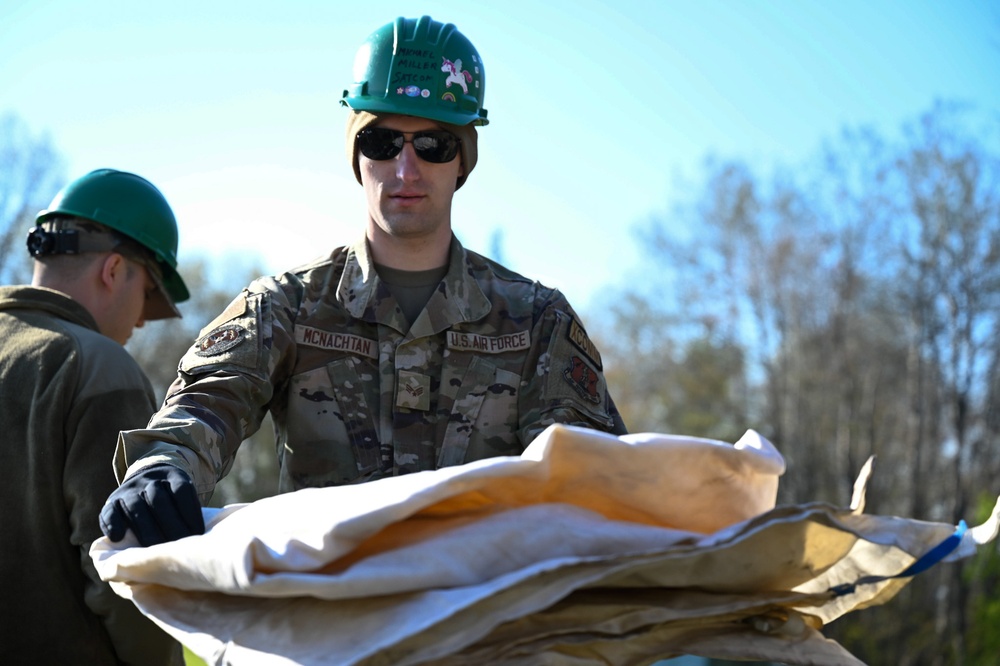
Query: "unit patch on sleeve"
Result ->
[[563, 355, 601, 404], [567, 318, 603, 370], [194, 324, 248, 357]]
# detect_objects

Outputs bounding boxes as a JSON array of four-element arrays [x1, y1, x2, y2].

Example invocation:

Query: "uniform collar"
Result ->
[[339, 235, 491, 332]]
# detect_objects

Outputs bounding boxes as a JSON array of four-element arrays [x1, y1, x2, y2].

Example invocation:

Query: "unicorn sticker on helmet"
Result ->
[[441, 57, 473, 94]]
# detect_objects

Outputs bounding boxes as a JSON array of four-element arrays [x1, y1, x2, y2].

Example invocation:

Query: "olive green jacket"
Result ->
[[0, 285, 182, 665]]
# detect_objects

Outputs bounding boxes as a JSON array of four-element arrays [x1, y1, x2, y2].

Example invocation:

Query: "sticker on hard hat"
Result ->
[[194, 324, 248, 357], [441, 57, 473, 95]]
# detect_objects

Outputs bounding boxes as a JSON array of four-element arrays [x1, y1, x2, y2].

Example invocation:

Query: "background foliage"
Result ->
[[591, 101, 1000, 665]]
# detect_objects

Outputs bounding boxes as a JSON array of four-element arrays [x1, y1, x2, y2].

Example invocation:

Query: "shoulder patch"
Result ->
[[195, 324, 248, 357], [567, 318, 603, 370], [563, 356, 602, 404]]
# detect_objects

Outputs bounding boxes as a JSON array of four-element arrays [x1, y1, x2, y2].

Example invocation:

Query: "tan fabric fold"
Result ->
[[91, 425, 999, 666]]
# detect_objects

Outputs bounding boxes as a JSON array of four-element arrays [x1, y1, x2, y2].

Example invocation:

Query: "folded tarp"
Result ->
[[91, 425, 1000, 665]]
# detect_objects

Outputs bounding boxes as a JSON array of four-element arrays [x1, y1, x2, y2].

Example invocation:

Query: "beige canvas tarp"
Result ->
[[91, 425, 1000, 666]]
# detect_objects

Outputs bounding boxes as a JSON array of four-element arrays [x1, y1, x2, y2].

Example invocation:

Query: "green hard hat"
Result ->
[[341, 16, 489, 126], [36, 168, 190, 305]]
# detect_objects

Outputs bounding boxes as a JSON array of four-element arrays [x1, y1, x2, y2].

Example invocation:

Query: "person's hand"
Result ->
[[99, 464, 205, 546]]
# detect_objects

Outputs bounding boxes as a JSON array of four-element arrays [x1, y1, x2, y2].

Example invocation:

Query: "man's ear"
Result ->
[[98, 252, 128, 290]]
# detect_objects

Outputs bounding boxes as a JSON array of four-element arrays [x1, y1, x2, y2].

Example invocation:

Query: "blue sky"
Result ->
[[2, 0, 999, 312]]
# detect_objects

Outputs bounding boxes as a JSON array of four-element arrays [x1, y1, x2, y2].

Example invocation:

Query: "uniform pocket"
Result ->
[[327, 356, 381, 472], [439, 356, 522, 466], [281, 358, 380, 488]]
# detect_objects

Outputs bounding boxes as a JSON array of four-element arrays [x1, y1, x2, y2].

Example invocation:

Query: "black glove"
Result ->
[[99, 464, 205, 547]]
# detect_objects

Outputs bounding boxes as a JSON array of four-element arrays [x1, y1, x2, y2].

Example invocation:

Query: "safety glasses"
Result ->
[[356, 127, 461, 163]]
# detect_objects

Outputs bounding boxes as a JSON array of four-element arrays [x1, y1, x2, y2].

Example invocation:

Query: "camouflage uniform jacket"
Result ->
[[116, 236, 626, 499], [0, 286, 182, 665]]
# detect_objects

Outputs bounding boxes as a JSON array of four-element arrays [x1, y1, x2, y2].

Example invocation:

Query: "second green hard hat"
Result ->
[[36, 168, 190, 310]]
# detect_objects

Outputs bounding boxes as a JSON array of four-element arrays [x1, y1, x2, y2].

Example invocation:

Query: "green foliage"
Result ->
[[671, 336, 748, 442], [183, 645, 207, 666], [962, 494, 1000, 663]]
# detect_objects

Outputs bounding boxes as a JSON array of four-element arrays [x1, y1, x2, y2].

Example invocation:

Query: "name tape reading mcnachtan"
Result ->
[[296, 326, 378, 359]]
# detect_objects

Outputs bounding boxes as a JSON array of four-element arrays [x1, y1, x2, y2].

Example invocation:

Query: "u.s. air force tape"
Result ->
[[446, 330, 531, 353]]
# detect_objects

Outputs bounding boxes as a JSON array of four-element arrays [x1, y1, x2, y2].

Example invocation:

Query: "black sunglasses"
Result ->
[[356, 127, 461, 164]]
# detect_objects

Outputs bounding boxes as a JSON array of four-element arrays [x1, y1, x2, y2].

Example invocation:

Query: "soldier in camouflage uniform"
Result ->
[[1, 169, 187, 663], [100, 16, 627, 548]]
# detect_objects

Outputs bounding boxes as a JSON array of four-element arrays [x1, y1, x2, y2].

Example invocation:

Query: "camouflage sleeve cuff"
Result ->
[[115, 436, 212, 499]]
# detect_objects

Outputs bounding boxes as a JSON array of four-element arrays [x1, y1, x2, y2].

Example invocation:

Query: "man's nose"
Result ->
[[396, 143, 422, 181]]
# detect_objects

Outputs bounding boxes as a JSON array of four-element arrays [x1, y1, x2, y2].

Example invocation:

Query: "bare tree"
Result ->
[[0, 112, 65, 284], [890, 102, 1000, 663], [593, 100, 1000, 664]]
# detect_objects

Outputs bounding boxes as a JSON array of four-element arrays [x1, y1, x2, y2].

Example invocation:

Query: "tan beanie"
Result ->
[[345, 110, 478, 190]]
